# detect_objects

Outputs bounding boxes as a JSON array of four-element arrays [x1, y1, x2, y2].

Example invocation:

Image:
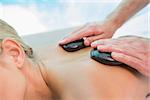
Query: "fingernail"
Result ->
[[91, 41, 97, 47], [91, 42, 95, 46], [84, 39, 90, 46], [93, 41, 98, 44], [83, 37, 87, 40]]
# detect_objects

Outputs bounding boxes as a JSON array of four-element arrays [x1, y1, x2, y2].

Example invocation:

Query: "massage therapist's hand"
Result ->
[[59, 0, 149, 46], [59, 21, 119, 46], [91, 36, 150, 77]]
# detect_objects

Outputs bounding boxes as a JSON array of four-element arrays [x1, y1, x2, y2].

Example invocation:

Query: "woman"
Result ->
[[0, 19, 149, 100]]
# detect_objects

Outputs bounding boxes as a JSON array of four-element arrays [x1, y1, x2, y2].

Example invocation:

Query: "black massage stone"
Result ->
[[60, 39, 87, 52], [90, 49, 123, 66]]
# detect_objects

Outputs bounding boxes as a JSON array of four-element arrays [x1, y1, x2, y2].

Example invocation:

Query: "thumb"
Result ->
[[111, 52, 149, 77], [111, 52, 139, 67]]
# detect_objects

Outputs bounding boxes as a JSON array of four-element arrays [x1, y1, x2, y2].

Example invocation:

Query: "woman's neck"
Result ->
[[22, 58, 52, 100]]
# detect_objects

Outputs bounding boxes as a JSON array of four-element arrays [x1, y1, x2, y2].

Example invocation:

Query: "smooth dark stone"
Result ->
[[60, 39, 87, 52], [90, 49, 124, 66]]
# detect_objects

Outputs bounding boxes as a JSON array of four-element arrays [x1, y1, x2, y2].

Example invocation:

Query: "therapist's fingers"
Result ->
[[96, 43, 146, 61], [91, 39, 108, 48], [59, 30, 94, 45], [111, 52, 150, 77], [59, 21, 116, 45], [85, 32, 113, 46], [91, 39, 111, 48], [59, 24, 97, 45], [84, 34, 104, 46], [97, 45, 123, 53], [95, 43, 140, 61], [111, 52, 142, 67]]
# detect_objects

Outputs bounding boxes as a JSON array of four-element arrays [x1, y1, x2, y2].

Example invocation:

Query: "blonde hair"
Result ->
[[0, 19, 33, 58]]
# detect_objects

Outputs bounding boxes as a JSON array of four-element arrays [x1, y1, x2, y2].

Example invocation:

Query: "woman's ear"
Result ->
[[1, 38, 25, 69]]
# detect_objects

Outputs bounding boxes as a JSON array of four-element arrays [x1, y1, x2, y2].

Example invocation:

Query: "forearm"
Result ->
[[106, 0, 149, 28]]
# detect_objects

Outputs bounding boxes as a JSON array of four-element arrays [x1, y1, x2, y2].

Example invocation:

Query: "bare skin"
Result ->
[[36, 43, 150, 100], [0, 38, 149, 100], [59, 0, 149, 46], [0, 38, 52, 100], [58, 0, 150, 77], [0, 18, 149, 100], [91, 36, 150, 77]]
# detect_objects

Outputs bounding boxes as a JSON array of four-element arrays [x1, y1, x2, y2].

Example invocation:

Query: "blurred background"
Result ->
[[0, 0, 149, 36]]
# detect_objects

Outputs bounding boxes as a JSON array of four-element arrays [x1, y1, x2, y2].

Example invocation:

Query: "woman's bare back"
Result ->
[[35, 44, 149, 100]]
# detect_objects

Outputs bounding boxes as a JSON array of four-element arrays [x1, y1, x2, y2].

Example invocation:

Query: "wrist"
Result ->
[[102, 18, 122, 33], [105, 17, 123, 30]]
